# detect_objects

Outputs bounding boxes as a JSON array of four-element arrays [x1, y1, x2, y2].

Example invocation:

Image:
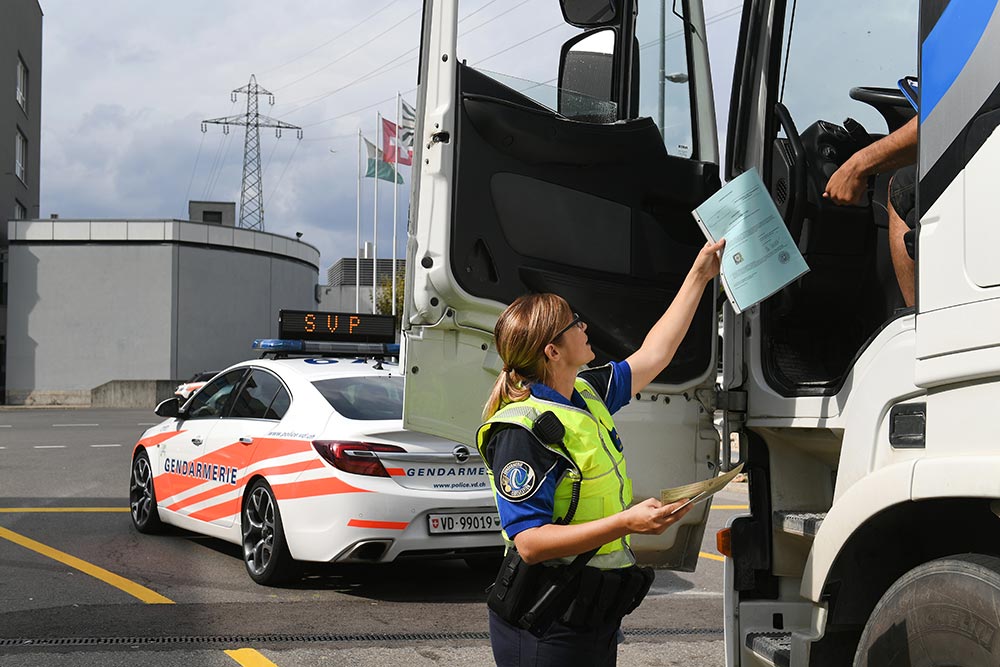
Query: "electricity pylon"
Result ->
[[202, 75, 302, 231]]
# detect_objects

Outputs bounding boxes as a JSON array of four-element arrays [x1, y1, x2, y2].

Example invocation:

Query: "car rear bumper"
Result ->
[[280, 493, 502, 563]]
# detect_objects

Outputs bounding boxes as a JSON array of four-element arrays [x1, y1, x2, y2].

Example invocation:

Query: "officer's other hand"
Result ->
[[625, 497, 693, 535], [691, 239, 725, 284]]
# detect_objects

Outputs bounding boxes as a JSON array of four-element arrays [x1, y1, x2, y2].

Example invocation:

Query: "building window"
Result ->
[[14, 130, 26, 182], [13, 200, 26, 220], [16, 56, 28, 111], [202, 210, 223, 223]]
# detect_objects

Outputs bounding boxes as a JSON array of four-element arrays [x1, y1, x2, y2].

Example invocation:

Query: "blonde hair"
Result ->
[[482, 293, 574, 421]]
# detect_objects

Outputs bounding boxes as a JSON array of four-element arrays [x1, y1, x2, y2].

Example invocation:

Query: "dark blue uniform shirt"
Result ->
[[484, 361, 633, 539]]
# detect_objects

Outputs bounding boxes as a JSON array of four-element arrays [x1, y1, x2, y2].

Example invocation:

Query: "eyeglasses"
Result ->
[[550, 313, 583, 344]]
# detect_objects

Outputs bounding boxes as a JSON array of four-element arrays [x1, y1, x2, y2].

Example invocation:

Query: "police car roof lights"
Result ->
[[252, 339, 399, 360]]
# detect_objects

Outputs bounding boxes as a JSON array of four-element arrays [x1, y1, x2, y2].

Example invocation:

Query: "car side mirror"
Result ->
[[155, 397, 180, 419]]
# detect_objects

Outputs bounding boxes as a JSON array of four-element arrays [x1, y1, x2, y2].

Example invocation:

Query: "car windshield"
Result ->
[[312, 376, 404, 421], [192, 371, 217, 382]]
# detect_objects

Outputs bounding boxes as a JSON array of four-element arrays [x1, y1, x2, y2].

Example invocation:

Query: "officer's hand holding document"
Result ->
[[692, 169, 809, 312], [662, 462, 744, 514]]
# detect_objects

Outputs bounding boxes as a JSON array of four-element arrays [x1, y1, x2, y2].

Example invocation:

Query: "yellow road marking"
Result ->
[[225, 648, 279, 666], [699, 551, 726, 562], [0, 526, 173, 604], [712, 504, 749, 510], [0, 507, 130, 513]]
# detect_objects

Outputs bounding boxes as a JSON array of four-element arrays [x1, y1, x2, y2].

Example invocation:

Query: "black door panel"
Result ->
[[451, 64, 719, 384]]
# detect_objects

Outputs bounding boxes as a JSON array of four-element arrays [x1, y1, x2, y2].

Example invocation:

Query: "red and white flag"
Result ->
[[381, 117, 413, 166]]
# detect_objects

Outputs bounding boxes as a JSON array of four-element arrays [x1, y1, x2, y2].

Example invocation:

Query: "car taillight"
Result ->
[[312, 441, 405, 477]]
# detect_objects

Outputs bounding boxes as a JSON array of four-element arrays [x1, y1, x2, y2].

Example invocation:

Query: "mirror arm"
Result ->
[[672, 0, 699, 37]]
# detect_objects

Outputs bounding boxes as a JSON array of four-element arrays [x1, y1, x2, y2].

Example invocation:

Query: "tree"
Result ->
[[376, 271, 405, 320]]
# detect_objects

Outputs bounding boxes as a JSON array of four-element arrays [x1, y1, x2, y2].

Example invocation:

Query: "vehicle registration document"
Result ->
[[661, 462, 745, 514], [692, 168, 809, 313]]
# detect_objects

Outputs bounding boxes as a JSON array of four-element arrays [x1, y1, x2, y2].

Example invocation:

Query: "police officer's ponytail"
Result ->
[[482, 293, 573, 421]]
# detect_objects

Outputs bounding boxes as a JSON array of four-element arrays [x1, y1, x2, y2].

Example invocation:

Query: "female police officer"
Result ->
[[477, 239, 724, 666]]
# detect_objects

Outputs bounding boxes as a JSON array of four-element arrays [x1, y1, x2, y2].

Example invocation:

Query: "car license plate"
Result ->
[[428, 512, 501, 534]]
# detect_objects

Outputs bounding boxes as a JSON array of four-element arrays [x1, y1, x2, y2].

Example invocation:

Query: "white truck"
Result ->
[[401, 0, 1000, 664]]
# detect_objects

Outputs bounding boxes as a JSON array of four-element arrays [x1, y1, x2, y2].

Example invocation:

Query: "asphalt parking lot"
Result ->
[[0, 408, 745, 666]]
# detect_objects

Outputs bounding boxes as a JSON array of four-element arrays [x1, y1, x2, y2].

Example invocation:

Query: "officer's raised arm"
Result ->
[[625, 239, 724, 395]]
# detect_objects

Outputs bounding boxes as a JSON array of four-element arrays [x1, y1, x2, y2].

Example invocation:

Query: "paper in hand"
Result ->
[[692, 168, 808, 313], [661, 462, 745, 514]]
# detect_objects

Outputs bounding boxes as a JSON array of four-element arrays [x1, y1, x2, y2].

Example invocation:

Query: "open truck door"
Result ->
[[403, 0, 728, 566]]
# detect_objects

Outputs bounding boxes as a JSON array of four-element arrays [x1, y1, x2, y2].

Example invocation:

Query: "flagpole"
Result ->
[[373, 112, 380, 314], [392, 93, 400, 318], [356, 128, 361, 312]]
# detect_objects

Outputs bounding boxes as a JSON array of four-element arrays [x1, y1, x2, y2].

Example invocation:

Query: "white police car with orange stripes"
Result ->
[[129, 339, 501, 585]]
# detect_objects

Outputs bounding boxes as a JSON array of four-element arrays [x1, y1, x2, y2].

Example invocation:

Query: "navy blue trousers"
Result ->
[[488, 610, 621, 666]]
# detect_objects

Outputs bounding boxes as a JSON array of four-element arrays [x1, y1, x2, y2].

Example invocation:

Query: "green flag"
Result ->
[[364, 137, 403, 184]]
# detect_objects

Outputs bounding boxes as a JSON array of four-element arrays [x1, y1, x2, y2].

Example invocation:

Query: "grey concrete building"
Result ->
[[318, 256, 404, 313], [5, 219, 319, 405], [1, 0, 43, 399]]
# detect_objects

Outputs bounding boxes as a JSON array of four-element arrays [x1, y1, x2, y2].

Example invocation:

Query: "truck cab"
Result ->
[[403, 0, 1000, 664]]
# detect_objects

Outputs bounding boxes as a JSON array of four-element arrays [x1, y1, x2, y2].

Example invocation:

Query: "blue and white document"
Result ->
[[692, 168, 809, 313]]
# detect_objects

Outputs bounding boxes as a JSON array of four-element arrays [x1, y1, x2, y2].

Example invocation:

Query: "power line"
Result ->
[[265, 139, 302, 209], [473, 22, 571, 67], [257, 0, 408, 77], [280, 0, 537, 117], [183, 130, 206, 215], [272, 8, 421, 92]]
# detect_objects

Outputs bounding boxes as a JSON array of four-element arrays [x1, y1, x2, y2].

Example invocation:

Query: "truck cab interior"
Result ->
[[729, 0, 919, 396]]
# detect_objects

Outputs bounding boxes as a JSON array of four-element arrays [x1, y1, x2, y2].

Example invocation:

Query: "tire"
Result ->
[[241, 479, 295, 585], [129, 450, 164, 534], [854, 554, 1000, 666]]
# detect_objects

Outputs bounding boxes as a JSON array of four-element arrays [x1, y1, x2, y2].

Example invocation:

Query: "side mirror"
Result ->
[[558, 28, 617, 123], [560, 0, 616, 27], [155, 397, 181, 419]]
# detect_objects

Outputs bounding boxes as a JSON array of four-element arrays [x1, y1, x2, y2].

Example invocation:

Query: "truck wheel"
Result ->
[[854, 554, 1000, 666]]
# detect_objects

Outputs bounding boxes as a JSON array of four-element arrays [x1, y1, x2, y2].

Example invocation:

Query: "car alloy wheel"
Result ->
[[129, 451, 163, 533], [241, 480, 294, 585]]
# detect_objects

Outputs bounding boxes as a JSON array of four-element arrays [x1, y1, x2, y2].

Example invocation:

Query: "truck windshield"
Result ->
[[778, 0, 918, 135]]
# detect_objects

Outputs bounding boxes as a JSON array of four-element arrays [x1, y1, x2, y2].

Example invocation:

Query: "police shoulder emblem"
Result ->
[[499, 460, 536, 500]]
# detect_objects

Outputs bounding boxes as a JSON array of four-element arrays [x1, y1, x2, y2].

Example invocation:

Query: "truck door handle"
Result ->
[[239, 437, 253, 445], [191, 438, 203, 446]]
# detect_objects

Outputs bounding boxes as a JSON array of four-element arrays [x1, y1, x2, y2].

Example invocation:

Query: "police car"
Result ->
[[129, 338, 502, 585], [173, 370, 218, 400]]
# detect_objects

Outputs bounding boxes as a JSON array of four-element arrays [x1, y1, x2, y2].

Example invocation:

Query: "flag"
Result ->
[[381, 118, 412, 166], [364, 137, 402, 183], [400, 98, 416, 151]]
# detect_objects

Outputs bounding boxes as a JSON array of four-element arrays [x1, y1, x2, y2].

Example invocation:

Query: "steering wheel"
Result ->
[[774, 102, 807, 243], [849, 86, 915, 133]]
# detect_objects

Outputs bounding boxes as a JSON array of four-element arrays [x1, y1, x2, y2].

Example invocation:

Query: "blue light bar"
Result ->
[[252, 339, 399, 358], [252, 339, 303, 351]]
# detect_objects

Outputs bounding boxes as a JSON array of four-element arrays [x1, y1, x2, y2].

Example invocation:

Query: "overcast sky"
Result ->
[[38, 0, 742, 275]]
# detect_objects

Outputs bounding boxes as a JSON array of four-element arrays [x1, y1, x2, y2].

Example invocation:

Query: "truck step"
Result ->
[[774, 511, 826, 537], [746, 631, 791, 667]]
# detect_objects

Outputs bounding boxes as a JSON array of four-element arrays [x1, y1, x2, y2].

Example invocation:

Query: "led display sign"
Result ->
[[279, 310, 396, 344]]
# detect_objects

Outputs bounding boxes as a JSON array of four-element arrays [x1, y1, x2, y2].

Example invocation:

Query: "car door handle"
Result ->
[[239, 437, 254, 445], [191, 438, 203, 446]]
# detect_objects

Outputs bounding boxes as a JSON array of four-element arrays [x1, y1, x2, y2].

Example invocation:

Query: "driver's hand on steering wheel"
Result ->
[[823, 156, 867, 205]]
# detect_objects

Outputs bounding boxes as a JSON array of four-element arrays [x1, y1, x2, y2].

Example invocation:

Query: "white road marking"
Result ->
[[52, 423, 99, 427], [0, 425, 12, 428], [34, 445, 67, 449], [0, 446, 6, 449], [90, 444, 122, 448], [137, 423, 158, 426]]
